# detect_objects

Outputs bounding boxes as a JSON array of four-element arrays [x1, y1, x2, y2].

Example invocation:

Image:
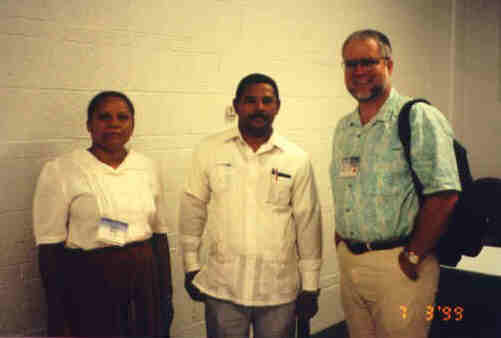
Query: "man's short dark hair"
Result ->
[[234, 73, 280, 103], [342, 29, 392, 59], [87, 91, 135, 122]]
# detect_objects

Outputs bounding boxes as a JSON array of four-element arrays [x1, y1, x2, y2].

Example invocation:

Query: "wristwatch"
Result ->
[[403, 249, 420, 264]]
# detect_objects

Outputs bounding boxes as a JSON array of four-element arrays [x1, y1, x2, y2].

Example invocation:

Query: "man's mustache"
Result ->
[[249, 113, 267, 121]]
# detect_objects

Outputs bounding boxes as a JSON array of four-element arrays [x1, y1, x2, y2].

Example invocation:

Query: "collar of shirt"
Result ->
[[222, 127, 289, 154], [344, 88, 400, 129], [77, 148, 146, 173]]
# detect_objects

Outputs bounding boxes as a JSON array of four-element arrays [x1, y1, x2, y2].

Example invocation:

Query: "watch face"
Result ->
[[408, 251, 419, 264]]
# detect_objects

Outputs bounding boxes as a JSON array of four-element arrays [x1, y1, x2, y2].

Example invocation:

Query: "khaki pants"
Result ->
[[337, 242, 439, 338]]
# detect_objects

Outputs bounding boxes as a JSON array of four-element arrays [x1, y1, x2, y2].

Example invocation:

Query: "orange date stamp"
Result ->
[[400, 305, 464, 321]]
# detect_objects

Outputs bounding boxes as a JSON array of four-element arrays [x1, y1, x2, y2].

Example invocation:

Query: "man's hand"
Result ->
[[295, 290, 320, 320], [184, 270, 206, 302], [398, 250, 419, 281]]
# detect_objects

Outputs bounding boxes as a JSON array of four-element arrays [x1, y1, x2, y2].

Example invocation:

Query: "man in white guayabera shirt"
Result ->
[[179, 73, 323, 338]]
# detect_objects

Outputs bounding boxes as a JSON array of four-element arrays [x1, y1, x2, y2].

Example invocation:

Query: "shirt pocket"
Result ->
[[205, 241, 235, 290], [365, 148, 408, 196], [210, 162, 234, 193], [266, 176, 293, 206], [259, 259, 298, 297]]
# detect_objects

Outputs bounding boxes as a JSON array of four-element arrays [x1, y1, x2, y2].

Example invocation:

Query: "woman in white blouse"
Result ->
[[33, 91, 173, 337]]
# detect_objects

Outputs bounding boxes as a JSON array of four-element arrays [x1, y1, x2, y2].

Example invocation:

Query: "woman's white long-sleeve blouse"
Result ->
[[33, 149, 166, 250]]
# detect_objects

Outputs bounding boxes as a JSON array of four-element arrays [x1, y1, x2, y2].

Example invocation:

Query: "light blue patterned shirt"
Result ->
[[330, 89, 461, 242]]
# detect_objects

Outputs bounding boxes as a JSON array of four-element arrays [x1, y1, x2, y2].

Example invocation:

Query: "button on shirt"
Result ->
[[33, 149, 166, 249], [330, 89, 461, 242], [179, 128, 322, 306]]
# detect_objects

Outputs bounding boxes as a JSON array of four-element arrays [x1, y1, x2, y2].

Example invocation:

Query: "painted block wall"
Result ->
[[453, 0, 501, 179], [0, 0, 458, 336]]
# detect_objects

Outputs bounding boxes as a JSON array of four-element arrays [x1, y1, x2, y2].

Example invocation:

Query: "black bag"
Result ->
[[398, 99, 476, 266], [450, 177, 501, 255]]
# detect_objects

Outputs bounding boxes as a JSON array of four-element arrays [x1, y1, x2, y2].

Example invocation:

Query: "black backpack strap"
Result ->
[[397, 99, 431, 201]]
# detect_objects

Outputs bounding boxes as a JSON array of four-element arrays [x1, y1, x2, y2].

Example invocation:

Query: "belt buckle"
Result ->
[[365, 242, 373, 251]]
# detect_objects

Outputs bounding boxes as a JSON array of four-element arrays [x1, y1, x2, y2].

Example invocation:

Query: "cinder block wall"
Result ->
[[453, 0, 501, 179], [0, 0, 458, 336]]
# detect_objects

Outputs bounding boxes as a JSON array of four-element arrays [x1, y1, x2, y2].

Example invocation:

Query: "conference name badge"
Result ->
[[97, 217, 128, 246], [340, 156, 360, 177]]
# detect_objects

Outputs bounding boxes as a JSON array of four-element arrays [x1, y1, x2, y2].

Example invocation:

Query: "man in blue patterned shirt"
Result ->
[[330, 29, 461, 338]]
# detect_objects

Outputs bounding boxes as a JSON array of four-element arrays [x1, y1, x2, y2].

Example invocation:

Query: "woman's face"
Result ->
[[87, 96, 134, 153]]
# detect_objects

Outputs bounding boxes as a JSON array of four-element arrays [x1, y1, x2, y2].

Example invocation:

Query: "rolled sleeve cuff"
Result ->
[[422, 182, 461, 195], [152, 226, 169, 234]]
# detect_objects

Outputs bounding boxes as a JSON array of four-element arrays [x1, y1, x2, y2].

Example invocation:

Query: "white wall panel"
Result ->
[[455, 0, 501, 179]]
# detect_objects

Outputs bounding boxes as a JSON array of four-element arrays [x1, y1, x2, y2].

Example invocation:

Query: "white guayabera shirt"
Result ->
[[180, 127, 322, 306]]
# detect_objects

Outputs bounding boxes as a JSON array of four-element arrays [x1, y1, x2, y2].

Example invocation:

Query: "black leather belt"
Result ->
[[343, 237, 409, 254]]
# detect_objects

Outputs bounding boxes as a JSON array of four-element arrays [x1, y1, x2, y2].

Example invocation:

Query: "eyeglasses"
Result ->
[[342, 57, 389, 70]]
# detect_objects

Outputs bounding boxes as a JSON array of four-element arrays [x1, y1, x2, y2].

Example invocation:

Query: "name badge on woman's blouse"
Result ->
[[97, 217, 128, 246], [340, 157, 360, 177]]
